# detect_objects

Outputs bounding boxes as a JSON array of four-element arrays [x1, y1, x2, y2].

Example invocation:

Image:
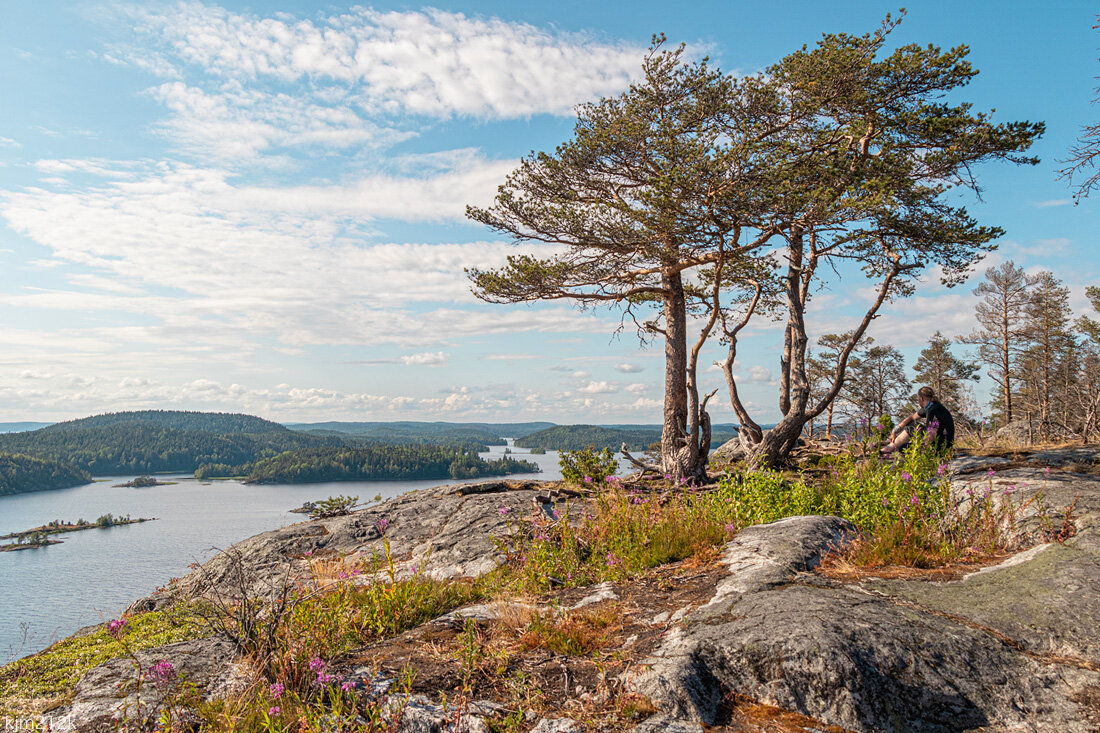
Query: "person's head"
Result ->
[[915, 386, 935, 407]]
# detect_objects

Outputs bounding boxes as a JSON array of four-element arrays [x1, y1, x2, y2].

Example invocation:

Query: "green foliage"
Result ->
[[243, 446, 540, 484], [0, 452, 90, 496], [517, 424, 737, 453], [307, 495, 358, 519], [0, 412, 343, 480], [0, 605, 206, 710], [558, 447, 617, 485]]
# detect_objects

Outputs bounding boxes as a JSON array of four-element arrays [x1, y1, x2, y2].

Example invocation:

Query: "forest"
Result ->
[[236, 446, 540, 484], [0, 453, 91, 496]]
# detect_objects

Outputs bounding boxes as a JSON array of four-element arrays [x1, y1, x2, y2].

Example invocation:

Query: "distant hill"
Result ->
[[286, 421, 555, 444], [516, 424, 740, 452], [0, 422, 52, 434], [0, 410, 340, 478], [51, 410, 287, 435], [0, 452, 91, 496]]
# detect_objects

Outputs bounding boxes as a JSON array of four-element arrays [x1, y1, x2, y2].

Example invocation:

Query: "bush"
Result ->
[[308, 495, 358, 519], [558, 447, 617, 486]]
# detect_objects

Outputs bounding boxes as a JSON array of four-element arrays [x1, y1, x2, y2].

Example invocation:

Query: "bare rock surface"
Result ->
[[130, 479, 553, 611], [53, 636, 239, 733]]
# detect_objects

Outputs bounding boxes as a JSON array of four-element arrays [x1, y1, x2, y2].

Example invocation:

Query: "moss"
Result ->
[[0, 603, 207, 713]]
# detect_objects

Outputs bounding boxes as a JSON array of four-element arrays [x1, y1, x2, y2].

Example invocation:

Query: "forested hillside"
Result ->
[[0, 453, 91, 496], [286, 421, 554, 444], [516, 424, 739, 452], [0, 411, 340, 476], [238, 446, 540, 484]]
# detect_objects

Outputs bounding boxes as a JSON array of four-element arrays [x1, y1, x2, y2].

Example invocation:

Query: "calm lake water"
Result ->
[[0, 445, 563, 662]]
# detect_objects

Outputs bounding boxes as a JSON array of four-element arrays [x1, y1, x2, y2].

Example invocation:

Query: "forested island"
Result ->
[[0, 452, 91, 496], [197, 445, 540, 484]]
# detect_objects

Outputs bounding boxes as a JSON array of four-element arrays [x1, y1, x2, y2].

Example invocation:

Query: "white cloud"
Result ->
[[612, 363, 642, 373], [1035, 199, 1071, 208], [0, 137, 21, 148], [401, 351, 447, 366], [748, 366, 773, 383], [120, 3, 646, 120], [578, 380, 616, 394]]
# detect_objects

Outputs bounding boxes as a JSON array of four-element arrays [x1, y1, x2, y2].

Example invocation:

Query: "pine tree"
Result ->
[[960, 261, 1036, 425], [913, 332, 979, 415]]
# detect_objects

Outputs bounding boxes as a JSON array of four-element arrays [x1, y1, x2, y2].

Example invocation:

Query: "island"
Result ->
[[112, 476, 178, 488], [0, 514, 156, 551]]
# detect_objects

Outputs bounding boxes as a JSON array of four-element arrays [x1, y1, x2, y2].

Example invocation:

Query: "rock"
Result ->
[[949, 454, 1012, 474], [52, 636, 239, 733], [628, 474, 1100, 732], [135, 480, 559, 610], [709, 436, 746, 466], [530, 717, 583, 733], [384, 694, 489, 732], [630, 715, 704, 732], [567, 581, 617, 610]]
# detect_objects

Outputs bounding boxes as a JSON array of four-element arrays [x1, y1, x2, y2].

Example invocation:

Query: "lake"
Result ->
[[0, 445, 564, 662]]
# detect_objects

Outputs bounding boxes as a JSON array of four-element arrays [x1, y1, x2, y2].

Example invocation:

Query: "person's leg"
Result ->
[[881, 428, 911, 455]]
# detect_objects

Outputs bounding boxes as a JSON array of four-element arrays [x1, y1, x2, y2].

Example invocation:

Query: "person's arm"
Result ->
[[891, 411, 921, 438]]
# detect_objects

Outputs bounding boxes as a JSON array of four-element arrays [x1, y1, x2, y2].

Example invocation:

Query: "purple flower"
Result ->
[[936, 464, 947, 476], [498, 506, 510, 516], [605, 475, 618, 483], [606, 552, 619, 567], [901, 472, 912, 483], [410, 565, 419, 575], [664, 474, 672, 480], [270, 682, 284, 699], [308, 657, 327, 673], [1044, 467, 1052, 475], [149, 660, 176, 689], [374, 518, 390, 533], [724, 523, 737, 532], [583, 475, 592, 483], [268, 706, 281, 716], [632, 496, 644, 504], [986, 469, 996, 478], [910, 495, 920, 506], [341, 680, 356, 692], [882, 498, 890, 507], [106, 619, 128, 639]]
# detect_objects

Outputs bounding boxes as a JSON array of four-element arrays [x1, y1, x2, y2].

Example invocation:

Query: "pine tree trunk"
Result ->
[[660, 270, 701, 480]]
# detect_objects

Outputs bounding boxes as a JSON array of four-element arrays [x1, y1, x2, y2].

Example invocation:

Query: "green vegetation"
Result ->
[[516, 424, 737, 452], [0, 452, 90, 497], [286, 420, 555, 444], [0, 604, 205, 711], [221, 446, 540, 484], [559, 447, 618, 486], [517, 425, 658, 452], [0, 411, 342, 480]]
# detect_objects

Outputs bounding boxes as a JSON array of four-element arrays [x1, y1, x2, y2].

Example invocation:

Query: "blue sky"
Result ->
[[0, 0, 1096, 424]]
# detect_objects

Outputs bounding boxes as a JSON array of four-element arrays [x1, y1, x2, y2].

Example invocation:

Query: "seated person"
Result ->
[[881, 386, 955, 455]]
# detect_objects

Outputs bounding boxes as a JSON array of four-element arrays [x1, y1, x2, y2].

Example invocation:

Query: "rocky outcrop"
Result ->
[[627, 449, 1100, 732], [53, 449, 1100, 732]]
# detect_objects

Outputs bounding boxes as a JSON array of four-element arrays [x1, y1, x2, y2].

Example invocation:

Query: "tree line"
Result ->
[[807, 263, 1100, 443], [233, 446, 540, 484], [0, 453, 91, 496]]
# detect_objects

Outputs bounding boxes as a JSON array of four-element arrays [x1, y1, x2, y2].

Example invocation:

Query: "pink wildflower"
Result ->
[[268, 706, 281, 716], [341, 680, 356, 692], [270, 682, 284, 699], [583, 475, 592, 483], [106, 619, 128, 639], [499, 506, 510, 516], [149, 660, 176, 689]]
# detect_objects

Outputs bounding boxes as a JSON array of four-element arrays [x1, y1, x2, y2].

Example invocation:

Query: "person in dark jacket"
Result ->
[[881, 386, 955, 455]]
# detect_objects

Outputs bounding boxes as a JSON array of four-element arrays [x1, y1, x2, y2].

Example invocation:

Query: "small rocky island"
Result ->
[[112, 476, 177, 488], [0, 514, 155, 551]]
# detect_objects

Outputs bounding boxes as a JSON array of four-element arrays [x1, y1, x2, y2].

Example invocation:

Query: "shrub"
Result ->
[[558, 447, 617, 486]]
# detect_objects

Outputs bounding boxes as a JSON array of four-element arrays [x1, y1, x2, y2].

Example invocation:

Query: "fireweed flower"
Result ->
[[149, 660, 176, 689], [987, 469, 996, 478], [724, 523, 737, 532], [910, 495, 920, 506], [901, 472, 912, 483], [583, 475, 592, 483], [936, 464, 947, 476], [270, 682, 284, 699], [106, 619, 128, 638], [374, 518, 390, 533], [268, 706, 281, 716], [606, 552, 619, 567], [341, 680, 355, 692], [498, 506, 510, 516]]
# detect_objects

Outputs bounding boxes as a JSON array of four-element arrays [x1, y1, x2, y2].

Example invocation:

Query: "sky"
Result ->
[[0, 0, 1097, 425]]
